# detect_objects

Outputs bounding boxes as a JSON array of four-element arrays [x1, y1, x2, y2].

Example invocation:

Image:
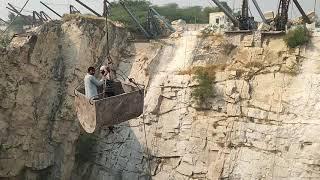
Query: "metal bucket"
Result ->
[[75, 82, 144, 133]]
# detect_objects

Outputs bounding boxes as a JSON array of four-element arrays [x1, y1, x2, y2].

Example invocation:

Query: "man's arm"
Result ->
[[89, 76, 104, 86]]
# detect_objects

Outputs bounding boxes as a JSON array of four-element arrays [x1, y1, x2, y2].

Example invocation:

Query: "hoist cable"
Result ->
[[113, 56, 152, 178], [42, 2, 71, 6], [141, 113, 152, 178], [105, 2, 110, 58], [105, 2, 152, 177]]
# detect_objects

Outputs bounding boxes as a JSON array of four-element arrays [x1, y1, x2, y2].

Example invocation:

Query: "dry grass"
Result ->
[[63, 14, 105, 22], [211, 34, 225, 44], [212, 33, 224, 40], [221, 43, 237, 55], [178, 64, 227, 80], [280, 67, 300, 76], [227, 67, 247, 77], [62, 14, 108, 29], [198, 32, 224, 41], [244, 61, 264, 69]]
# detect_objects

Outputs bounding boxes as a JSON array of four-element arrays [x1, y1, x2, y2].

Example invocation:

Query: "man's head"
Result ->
[[100, 65, 110, 76], [100, 66, 106, 75], [88, 66, 95, 75]]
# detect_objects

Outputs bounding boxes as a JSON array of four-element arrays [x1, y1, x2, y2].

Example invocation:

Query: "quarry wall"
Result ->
[[1, 15, 320, 180], [0, 15, 127, 180]]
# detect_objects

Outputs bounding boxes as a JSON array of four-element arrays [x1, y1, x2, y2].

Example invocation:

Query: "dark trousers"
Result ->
[[104, 80, 115, 97]]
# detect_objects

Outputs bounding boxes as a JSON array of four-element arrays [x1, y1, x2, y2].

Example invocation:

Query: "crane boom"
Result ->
[[119, 1, 152, 39], [70, 5, 81, 14], [33, 11, 44, 25], [39, 11, 51, 21], [149, 7, 175, 32], [0, 18, 9, 25], [40, 1, 62, 18], [292, 0, 311, 24], [251, 0, 267, 24], [75, 0, 102, 17], [275, 0, 311, 31]]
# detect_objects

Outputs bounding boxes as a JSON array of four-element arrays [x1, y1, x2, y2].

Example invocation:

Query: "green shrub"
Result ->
[[75, 133, 98, 162], [284, 26, 310, 48], [179, 64, 226, 102], [191, 69, 215, 102], [0, 144, 4, 154], [0, 35, 11, 48]]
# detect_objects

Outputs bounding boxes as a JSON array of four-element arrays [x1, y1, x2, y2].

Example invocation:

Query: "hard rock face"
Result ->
[[2, 16, 320, 180], [87, 28, 320, 180], [0, 15, 127, 180]]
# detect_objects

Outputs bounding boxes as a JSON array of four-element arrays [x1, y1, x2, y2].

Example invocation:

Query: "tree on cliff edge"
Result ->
[[7, 12, 30, 33]]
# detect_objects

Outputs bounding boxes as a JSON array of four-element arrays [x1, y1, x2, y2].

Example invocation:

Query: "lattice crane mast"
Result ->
[[275, 0, 312, 31]]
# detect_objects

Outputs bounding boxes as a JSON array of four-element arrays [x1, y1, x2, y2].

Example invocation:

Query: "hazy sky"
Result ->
[[0, 0, 319, 21]]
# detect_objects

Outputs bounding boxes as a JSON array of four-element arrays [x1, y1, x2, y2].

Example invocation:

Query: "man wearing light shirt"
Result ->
[[84, 66, 104, 99]]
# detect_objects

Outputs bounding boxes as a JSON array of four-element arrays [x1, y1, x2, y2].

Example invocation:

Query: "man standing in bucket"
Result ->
[[100, 64, 116, 133], [100, 64, 115, 97], [84, 66, 104, 99]]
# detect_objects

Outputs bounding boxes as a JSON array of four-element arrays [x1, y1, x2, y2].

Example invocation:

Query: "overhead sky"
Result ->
[[0, 0, 319, 21]]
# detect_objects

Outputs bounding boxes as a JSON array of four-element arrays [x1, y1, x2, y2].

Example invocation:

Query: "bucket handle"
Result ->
[[74, 84, 84, 97], [74, 89, 78, 97], [89, 92, 105, 105], [89, 97, 95, 105]]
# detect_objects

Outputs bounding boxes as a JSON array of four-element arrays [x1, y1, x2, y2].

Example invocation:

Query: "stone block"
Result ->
[[159, 99, 178, 114], [176, 161, 193, 176], [182, 154, 193, 165], [161, 91, 176, 99], [250, 100, 271, 111], [193, 161, 208, 174], [215, 72, 228, 82], [247, 107, 268, 119], [225, 81, 236, 96], [225, 80, 250, 100], [258, 23, 271, 31], [153, 171, 171, 180], [155, 139, 181, 157], [242, 35, 254, 47], [227, 103, 241, 116]]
